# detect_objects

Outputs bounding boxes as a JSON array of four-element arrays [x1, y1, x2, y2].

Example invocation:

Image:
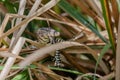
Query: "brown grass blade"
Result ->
[[0, 0, 60, 39], [110, 0, 119, 30], [10, 13, 84, 33], [0, 51, 24, 59], [18, 41, 109, 74], [115, 14, 120, 80], [9, 0, 42, 50], [18, 41, 83, 68], [85, 0, 103, 18], [34, 63, 71, 80], [0, 14, 10, 35], [12, 0, 26, 36], [62, 51, 89, 73], [0, 37, 25, 80], [99, 72, 115, 80], [76, 73, 104, 80], [25, 38, 45, 48]]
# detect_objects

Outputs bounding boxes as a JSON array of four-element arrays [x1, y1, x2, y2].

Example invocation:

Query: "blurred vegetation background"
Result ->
[[0, 0, 120, 80]]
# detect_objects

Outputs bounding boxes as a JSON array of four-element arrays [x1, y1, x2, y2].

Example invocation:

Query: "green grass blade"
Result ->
[[100, 0, 116, 54], [12, 70, 29, 80], [48, 66, 82, 75], [58, 0, 107, 43], [94, 43, 111, 80]]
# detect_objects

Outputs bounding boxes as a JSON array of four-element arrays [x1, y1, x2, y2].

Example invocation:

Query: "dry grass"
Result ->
[[0, 0, 119, 80]]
